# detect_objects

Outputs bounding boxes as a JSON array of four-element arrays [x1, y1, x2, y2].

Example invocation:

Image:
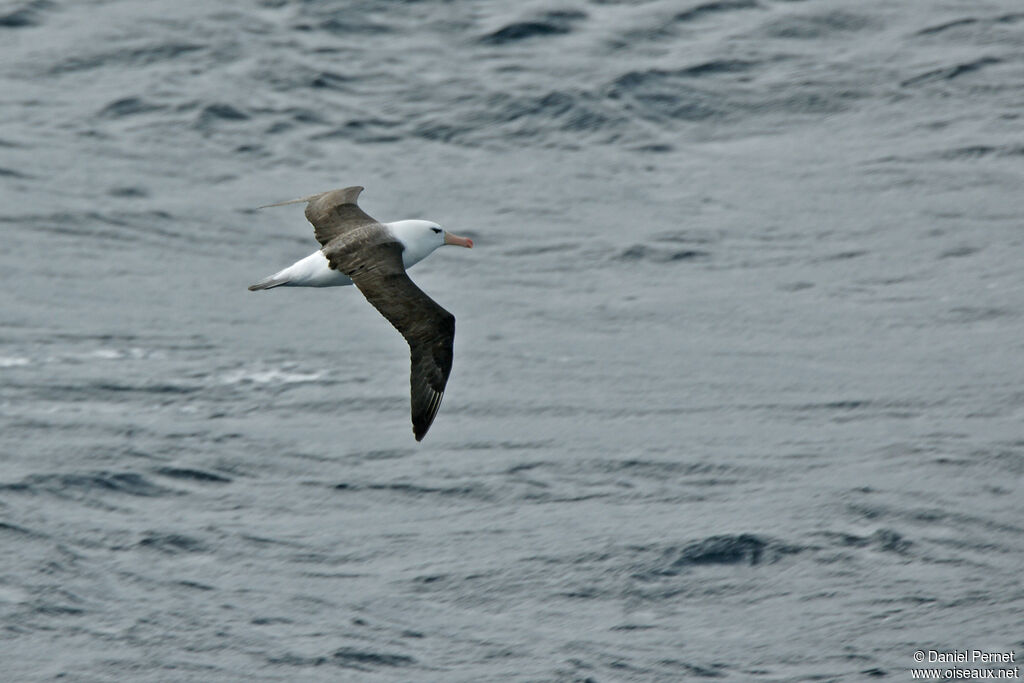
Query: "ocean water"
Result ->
[[1, 0, 1023, 680]]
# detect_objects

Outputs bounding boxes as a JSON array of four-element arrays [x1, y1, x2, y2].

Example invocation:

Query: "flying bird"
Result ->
[[249, 186, 473, 441]]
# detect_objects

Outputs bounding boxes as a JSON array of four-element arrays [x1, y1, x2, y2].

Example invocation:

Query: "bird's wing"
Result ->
[[325, 238, 455, 441], [261, 186, 380, 247]]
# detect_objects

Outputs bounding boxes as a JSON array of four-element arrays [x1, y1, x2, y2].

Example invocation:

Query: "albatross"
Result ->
[[248, 186, 473, 441]]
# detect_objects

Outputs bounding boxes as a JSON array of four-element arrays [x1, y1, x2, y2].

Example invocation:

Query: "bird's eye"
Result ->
[[431, 228, 442, 234]]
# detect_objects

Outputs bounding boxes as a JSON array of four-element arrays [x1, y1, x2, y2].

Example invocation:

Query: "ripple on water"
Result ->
[[480, 10, 587, 45], [0, 471, 175, 499]]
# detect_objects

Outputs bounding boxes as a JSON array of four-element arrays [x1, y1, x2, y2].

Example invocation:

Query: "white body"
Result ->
[[263, 220, 445, 288], [273, 250, 353, 287]]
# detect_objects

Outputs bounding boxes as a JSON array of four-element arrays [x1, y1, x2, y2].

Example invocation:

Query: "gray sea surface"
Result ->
[[2, 0, 1023, 681]]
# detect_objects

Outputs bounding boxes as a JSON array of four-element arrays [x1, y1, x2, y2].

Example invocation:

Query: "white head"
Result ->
[[388, 219, 474, 268]]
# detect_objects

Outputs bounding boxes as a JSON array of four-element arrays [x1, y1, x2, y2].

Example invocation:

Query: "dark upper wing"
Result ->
[[326, 237, 455, 441], [305, 186, 381, 247], [261, 186, 380, 247]]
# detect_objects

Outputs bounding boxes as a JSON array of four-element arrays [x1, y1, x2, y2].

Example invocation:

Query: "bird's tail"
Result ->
[[248, 273, 290, 291]]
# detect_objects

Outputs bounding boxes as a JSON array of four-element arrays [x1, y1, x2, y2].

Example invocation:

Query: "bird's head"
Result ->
[[391, 220, 473, 264], [422, 221, 473, 250]]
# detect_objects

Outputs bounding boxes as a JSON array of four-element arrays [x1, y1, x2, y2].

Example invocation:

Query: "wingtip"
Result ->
[[258, 186, 365, 210], [257, 192, 326, 209], [411, 390, 444, 442], [258, 197, 308, 209]]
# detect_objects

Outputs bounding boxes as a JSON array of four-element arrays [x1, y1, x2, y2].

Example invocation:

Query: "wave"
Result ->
[[0, 471, 174, 498], [480, 10, 587, 45], [0, 0, 53, 29]]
